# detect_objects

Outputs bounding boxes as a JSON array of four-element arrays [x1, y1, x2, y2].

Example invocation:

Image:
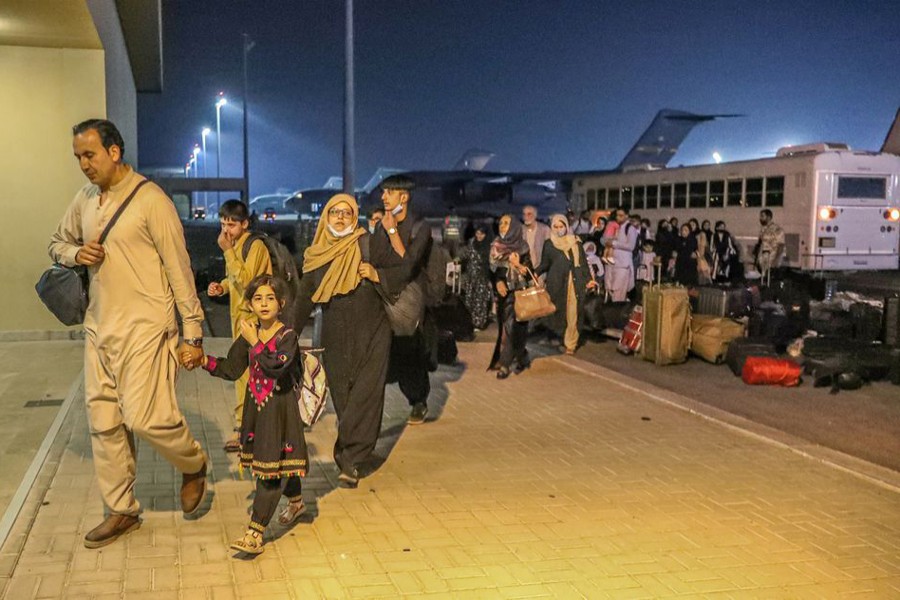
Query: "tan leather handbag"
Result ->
[[513, 269, 556, 322]]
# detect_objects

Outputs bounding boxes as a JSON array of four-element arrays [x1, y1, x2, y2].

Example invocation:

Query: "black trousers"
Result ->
[[249, 476, 302, 533], [387, 329, 432, 406]]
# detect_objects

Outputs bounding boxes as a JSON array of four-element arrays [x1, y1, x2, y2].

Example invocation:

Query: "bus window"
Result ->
[[765, 176, 784, 206], [727, 179, 743, 206], [689, 181, 707, 208], [674, 183, 687, 209], [660, 184, 672, 209], [745, 178, 763, 207], [709, 180, 724, 208], [646, 185, 659, 210], [621, 187, 632, 212], [597, 189, 607, 210], [837, 177, 886, 199], [634, 186, 645, 210], [608, 187, 620, 209], [587, 189, 596, 210]]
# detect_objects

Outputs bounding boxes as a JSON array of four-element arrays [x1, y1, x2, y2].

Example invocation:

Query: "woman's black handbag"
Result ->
[[35, 179, 148, 326]]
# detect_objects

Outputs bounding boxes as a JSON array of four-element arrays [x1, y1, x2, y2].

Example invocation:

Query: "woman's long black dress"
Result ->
[[488, 252, 533, 372], [534, 240, 590, 339], [673, 235, 699, 287], [293, 234, 392, 473], [459, 241, 493, 329]]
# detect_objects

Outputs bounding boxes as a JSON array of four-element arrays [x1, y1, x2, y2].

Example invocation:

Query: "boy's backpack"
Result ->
[[242, 232, 301, 300], [412, 220, 449, 307]]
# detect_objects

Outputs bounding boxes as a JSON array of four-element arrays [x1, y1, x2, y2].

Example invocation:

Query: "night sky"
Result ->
[[137, 0, 900, 197]]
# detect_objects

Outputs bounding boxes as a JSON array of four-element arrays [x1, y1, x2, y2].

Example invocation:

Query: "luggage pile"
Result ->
[[606, 268, 900, 392]]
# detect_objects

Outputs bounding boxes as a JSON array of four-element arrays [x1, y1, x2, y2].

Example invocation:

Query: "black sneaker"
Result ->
[[338, 466, 359, 489], [407, 402, 428, 425]]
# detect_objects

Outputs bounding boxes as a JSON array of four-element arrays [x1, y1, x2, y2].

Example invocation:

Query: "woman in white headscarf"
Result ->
[[535, 214, 597, 355], [292, 193, 391, 489]]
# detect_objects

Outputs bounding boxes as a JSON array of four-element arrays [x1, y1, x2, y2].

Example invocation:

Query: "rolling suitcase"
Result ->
[[690, 315, 745, 364], [726, 337, 778, 377], [617, 305, 643, 355], [882, 296, 899, 346], [696, 287, 728, 317], [742, 357, 802, 387], [642, 262, 690, 366], [431, 295, 475, 342], [849, 303, 883, 343]]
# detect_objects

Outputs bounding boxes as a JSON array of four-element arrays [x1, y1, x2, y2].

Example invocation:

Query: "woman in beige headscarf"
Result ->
[[292, 193, 391, 488], [535, 214, 597, 355]]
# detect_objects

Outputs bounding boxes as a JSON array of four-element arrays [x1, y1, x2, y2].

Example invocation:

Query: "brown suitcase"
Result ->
[[690, 315, 745, 364]]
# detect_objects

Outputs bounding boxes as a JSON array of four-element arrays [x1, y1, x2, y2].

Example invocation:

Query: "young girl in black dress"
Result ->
[[194, 274, 308, 555]]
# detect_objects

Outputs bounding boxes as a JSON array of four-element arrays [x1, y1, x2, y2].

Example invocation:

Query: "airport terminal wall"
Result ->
[[0, 0, 138, 333]]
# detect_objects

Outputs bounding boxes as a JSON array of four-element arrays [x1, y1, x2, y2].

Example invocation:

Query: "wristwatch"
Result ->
[[184, 337, 204, 348], [387, 227, 397, 236]]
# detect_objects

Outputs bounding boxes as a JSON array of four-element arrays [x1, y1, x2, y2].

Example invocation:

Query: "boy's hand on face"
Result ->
[[380, 209, 396, 232], [217, 229, 234, 252]]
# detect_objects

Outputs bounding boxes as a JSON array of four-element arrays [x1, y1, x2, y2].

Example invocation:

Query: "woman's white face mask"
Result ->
[[327, 224, 354, 238]]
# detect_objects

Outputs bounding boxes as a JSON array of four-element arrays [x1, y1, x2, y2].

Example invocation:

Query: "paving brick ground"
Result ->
[[2, 339, 900, 599]]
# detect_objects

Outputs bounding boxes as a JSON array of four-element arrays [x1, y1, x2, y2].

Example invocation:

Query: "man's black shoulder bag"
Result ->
[[36, 179, 149, 326]]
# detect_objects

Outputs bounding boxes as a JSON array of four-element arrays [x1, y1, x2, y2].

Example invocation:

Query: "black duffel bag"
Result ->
[[35, 179, 148, 326]]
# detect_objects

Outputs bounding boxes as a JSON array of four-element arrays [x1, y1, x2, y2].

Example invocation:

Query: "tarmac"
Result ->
[[1, 337, 900, 599]]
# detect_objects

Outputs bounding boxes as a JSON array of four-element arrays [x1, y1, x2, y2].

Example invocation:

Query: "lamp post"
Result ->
[[343, 0, 355, 194], [215, 93, 227, 211], [201, 127, 211, 209], [242, 34, 255, 202], [215, 93, 227, 178]]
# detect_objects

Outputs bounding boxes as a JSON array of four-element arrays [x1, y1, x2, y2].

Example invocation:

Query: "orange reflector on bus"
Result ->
[[818, 207, 836, 220], [886, 208, 900, 221]]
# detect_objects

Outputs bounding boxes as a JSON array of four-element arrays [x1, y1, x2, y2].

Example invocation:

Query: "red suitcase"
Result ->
[[741, 357, 802, 387], [617, 305, 644, 355]]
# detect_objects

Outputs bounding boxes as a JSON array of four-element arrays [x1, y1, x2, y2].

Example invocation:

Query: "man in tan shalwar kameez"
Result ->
[[49, 119, 208, 549]]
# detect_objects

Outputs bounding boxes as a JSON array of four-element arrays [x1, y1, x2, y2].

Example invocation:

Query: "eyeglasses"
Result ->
[[328, 208, 354, 218]]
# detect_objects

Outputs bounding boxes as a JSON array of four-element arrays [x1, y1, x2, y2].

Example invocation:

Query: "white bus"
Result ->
[[571, 144, 900, 271]]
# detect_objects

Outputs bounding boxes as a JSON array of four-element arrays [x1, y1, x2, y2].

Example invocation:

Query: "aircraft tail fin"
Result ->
[[616, 109, 742, 171], [360, 167, 405, 194], [453, 148, 495, 171], [880, 107, 900, 155]]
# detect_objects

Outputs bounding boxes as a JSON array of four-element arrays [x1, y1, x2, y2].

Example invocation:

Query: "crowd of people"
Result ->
[[48, 118, 787, 558], [454, 205, 785, 359]]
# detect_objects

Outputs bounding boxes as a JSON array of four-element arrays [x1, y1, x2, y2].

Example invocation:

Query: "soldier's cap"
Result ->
[[381, 175, 416, 191]]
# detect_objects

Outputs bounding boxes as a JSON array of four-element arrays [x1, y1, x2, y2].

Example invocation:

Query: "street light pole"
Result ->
[[201, 127, 211, 210], [215, 93, 227, 178], [242, 34, 255, 203], [342, 0, 355, 194], [215, 93, 227, 212]]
